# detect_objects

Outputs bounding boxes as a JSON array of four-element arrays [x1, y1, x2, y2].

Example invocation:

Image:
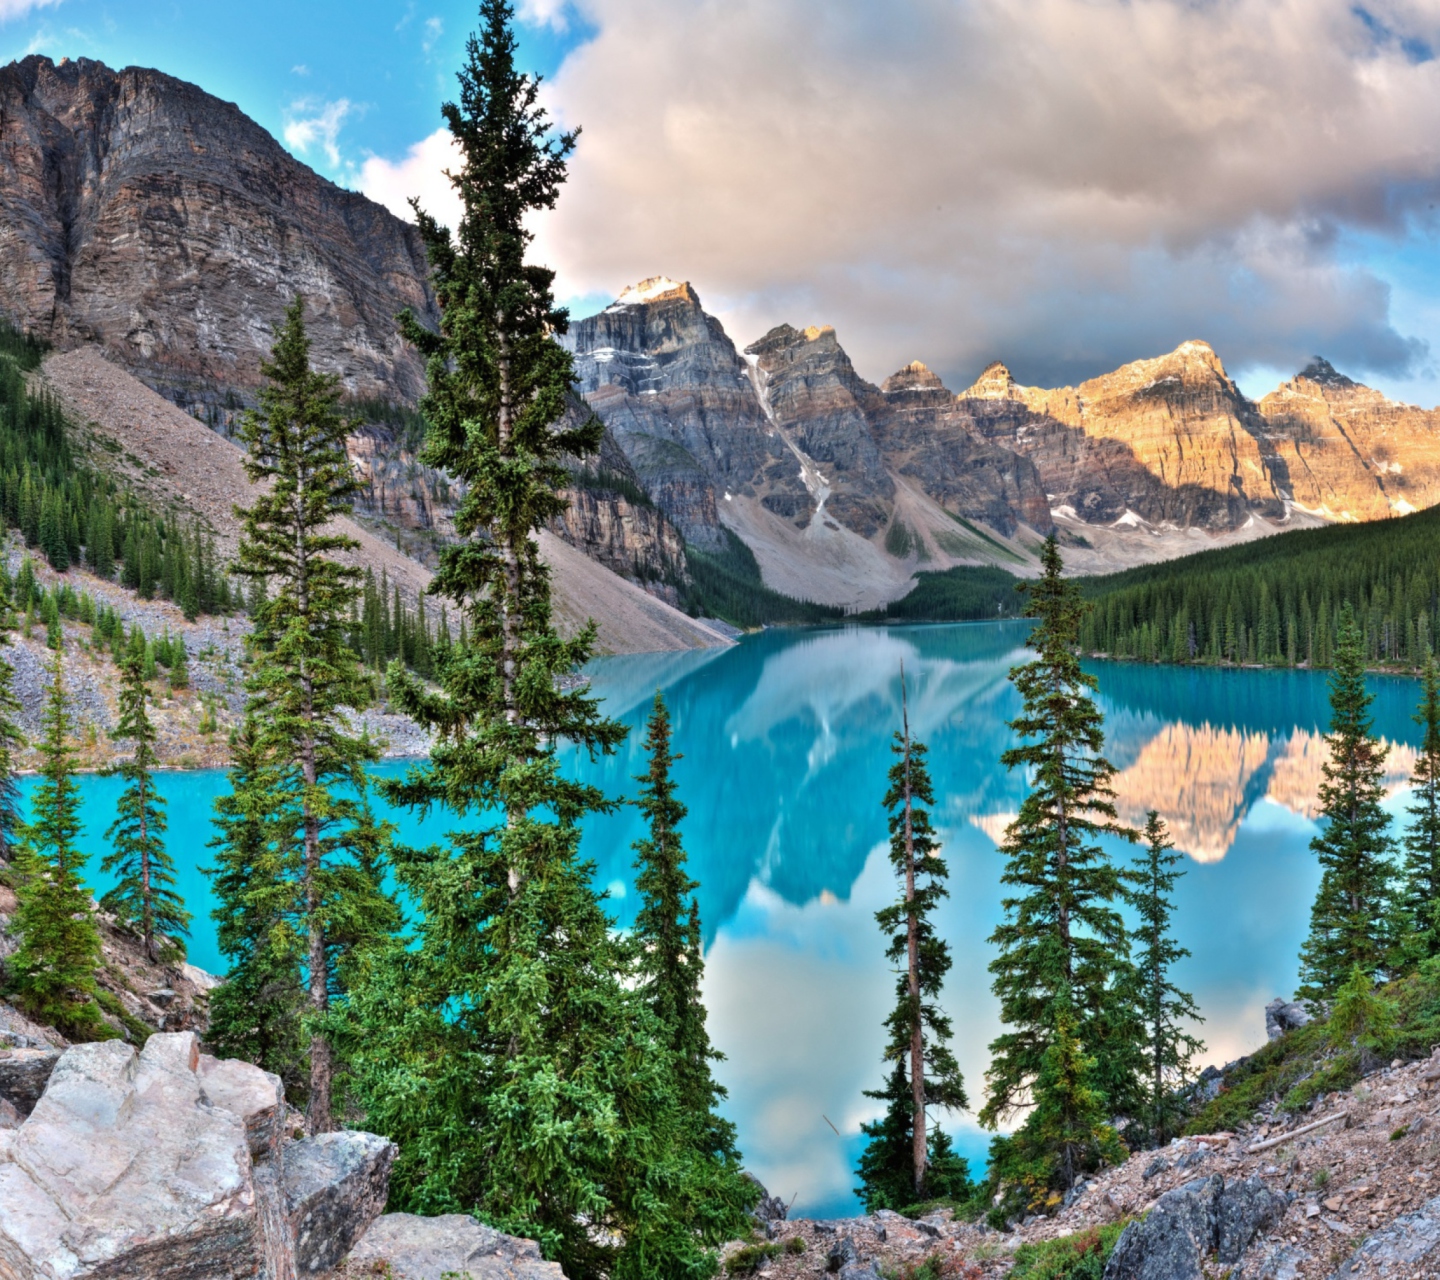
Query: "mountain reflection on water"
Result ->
[[572, 623, 1428, 1216], [29, 621, 1430, 1220]]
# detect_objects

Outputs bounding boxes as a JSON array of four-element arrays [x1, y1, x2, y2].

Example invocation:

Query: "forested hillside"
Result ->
[[1078, 507, 1440, 667]]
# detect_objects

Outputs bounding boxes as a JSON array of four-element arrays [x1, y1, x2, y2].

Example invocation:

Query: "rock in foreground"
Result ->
[[343, 1213, 566, 1280], [1102, 1173, 1289, 1280], [0, 1031, 394, 1280]]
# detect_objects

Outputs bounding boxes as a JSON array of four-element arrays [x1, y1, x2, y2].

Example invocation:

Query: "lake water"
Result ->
[[24, 621, 1433, 1218]]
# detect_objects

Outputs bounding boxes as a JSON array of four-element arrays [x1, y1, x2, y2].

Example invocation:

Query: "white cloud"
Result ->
[[0, 0, 62, 19], [283, 98, 352, 171], [519, 0, 570, 31], [507, 0, 1440, 389], [291, 64, 309, 77], [422, 15, 442, 53], [360, 127, 464, 231]]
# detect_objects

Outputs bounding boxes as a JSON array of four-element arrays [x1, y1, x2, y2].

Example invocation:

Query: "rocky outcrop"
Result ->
[[1102, 1174, 1289, 1279], [344, 1213, 566, 1280], [0, 56, 437, 408], [0, 1048, 61, 1123], [1265, 998, 1314, 1041], [1257, 358, 1440, 521], [551, 485, 687, 604], [0, 1031, 394, 1280], [1327, 1192, 1440, 1276]]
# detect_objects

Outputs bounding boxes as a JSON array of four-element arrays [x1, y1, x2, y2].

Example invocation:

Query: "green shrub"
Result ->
[[1009, 1222, 1128, 1280], [726, 1242, 782, 1275]]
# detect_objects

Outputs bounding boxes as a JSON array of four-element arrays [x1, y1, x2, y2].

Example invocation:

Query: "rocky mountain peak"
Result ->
[[881, 360, 947, 395], [1295, 356, 1356, 389], [961, 360, 1024, 401], [606, 276, 700, 310], [0, 54, 437, 407]]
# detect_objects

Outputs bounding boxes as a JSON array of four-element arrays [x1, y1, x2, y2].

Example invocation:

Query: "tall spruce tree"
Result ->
[[206, 718, 309, 1097], [1127, 812, 1203, 1147], [340, 7, 750, 1276], [5, 653, 103, 1037], [631, 692, 740, 1161], [1393, 653, 1440, 970], [983, 535, 1139, 1200], [228, 297, 390, 1132], [0, 572, 25, 864], [100, 647, 189, 963], [1298, 603, 1397, 1000], [857, 671, 968, 1209]]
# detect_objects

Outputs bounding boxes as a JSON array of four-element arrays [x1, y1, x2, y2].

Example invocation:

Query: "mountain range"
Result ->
[[3, 55, 1440, 624]]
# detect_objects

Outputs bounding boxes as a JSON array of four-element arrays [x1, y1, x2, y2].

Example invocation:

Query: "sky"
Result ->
[[7, 0, 1440, 406]]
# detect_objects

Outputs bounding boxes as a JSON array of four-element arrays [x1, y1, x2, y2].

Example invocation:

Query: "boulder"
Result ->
[[198, 1054, 286, 1161], [0, 1047, 61, 1119], [0, 1034, 258, 1279], [1327, 1193, 1440, 1276], [345, 1213, 566, 1280], [0, 1031, 396, 1280], [1265, 999, 1313, 1041], [283, 1131, 394, 1275], [1103, 1175, 1289, 1280]]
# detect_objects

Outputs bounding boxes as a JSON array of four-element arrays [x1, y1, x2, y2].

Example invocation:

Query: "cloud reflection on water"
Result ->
[[579, 624, 1427, 1217]]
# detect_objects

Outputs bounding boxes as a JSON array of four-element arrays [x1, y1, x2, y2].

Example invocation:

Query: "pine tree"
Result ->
[[1393, 653, 1440, 970], [100, 647, 190, 963], [632, 694, 736, 1135], [206, 718, 309, 1096], [983, 534, 1139, 1197], [228, 297, 388, 1133], [5, 653, 103, 1037], [0, 571, 26, 864], [340, 8, 742, 1276], [1127, 812, 1203, 1147], [857, 670, 968, 1208], [1298, 603, 1397, 1000]]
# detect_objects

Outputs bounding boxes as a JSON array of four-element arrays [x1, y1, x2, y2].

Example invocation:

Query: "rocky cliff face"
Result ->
[[1256, 358, 1440, 520], [0, 55, 437, 407], [744, 323, 894, 537], [566, 281, 1055, 566], [564, 278, 796, 550], [871, 360, 1052, 537], [963, 342, 1282, 530]]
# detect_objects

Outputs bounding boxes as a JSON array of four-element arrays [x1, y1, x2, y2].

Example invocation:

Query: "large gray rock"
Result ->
[[1327, 1193, 1440, 1276], [0, 1034, 258, 1279], [0, 1031, 395, 1280], [1265, 999, 1313, 1041], [0, 1047, 62, 1118], [1104, 1175, 1289, 1280], [198, 1054, 285, 1162], [283, 1131, 393, 1275], [345, 1213, 566, 1280]]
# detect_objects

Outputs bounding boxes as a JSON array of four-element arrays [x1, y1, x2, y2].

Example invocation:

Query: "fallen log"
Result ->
[[1244, 1111, 1350, 1154]]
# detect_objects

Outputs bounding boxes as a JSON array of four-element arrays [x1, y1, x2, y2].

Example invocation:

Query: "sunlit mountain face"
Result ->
[[28, 622, 1428, 1219]]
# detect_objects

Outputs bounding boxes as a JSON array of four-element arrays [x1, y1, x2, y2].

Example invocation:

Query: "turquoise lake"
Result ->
[[24, 620, 1434, 1218]]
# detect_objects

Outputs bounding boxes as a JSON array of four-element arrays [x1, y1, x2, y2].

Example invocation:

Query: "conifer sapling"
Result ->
[[6, 652, 103, 1037], [101, 645, 190, 963], [857, 668, 968, 1209], [1298, 603, 1396, 1001], [1127, 811, 1203, 1147]]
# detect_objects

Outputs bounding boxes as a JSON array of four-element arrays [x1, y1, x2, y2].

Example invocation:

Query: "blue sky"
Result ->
[[6, 0, 1440, 406], [0, 1, 590, 175]]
